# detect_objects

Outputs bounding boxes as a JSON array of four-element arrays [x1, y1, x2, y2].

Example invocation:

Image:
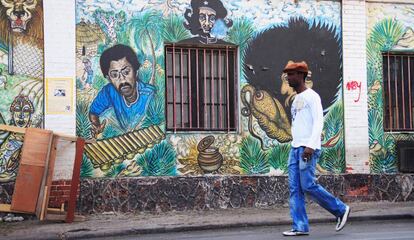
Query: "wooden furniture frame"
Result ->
[[0, 124, 86, 223]]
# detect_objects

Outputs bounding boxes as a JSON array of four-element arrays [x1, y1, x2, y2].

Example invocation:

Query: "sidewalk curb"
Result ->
[[8, 213, 414, 240], [57, 213, 414, 240]]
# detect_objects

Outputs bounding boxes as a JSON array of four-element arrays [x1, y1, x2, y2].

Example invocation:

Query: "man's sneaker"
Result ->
[[336, 205, 351, 231], [282, 229, 309, 236]]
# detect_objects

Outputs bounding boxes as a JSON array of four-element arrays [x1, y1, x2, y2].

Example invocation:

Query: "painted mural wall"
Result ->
[[76, 0, 344, 178], [367, 3, 414, 174], [0, 0, 44, 182]]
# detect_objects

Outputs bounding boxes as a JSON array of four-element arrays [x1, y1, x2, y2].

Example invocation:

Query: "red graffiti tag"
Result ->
[[346, 81, 361, 102]]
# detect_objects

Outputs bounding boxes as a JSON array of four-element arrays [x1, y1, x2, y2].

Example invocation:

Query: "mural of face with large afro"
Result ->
[[243, 18, 341, 119], [184, 0, 233, 38], [9, 95, 34, 128]]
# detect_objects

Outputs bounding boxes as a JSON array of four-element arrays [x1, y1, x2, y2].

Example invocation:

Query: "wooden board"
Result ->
[[10, 165, 45, 213], [10, 128, 53, 213], [0, 204, 63, 214], [66, 138, 85, 223], [38, 135, 60, 220], [19, 128, 53, 166]]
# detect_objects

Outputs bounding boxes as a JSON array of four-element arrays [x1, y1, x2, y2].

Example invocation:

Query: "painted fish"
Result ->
[[241, 84, 292, 143]]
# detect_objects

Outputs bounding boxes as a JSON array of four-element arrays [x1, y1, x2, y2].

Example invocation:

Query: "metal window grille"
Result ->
[[382, 52, 414, 131], [165, 45, 238, 132]]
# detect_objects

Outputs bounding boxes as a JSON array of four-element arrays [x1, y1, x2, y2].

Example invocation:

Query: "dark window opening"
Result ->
[[165, 45, 238, 132], [382, 52, 414, 131]]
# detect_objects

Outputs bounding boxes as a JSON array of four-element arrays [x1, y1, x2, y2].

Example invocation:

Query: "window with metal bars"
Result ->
[[165, 44, 238, 132], [382, 52, 414, 131]]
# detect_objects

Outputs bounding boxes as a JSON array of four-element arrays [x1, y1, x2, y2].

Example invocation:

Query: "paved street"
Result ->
[[98, 219, 414, 240]]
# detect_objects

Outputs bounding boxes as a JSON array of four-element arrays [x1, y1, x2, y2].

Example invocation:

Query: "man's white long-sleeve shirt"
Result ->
[[290, 88, 323, 150]]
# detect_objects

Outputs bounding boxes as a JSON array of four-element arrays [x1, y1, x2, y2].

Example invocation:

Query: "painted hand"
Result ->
[[91, 119, 106, 139]]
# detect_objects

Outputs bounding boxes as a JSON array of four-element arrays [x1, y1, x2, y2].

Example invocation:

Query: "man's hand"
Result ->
[[302, 147, 314, 162], [90, 119, 106, 139], [89, 113, 107, 139]]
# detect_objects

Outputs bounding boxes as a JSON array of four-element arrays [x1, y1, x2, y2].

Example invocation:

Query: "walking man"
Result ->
[[282, 61, 350, 236]]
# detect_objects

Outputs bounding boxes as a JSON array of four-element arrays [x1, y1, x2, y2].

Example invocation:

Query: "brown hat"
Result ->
[[283, 61, 309, 73]]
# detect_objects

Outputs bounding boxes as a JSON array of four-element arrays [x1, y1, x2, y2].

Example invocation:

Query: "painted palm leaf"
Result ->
[[162, 14, 190, 43], [104, 163, 126, 177], [370, 153, 397, 174], [137, 141, 176, 176], [115, 11, 129, 45], [102, 122, 124, 139], [367, 64, 378, 88], [240, 136, 269, 174], [80, 155, 95, 178], [226, 17, 254, 82], [225, 17, 254, 54], [320, 146, 345, 174], [130, 11, 164, 55], [141, 94, 165, 128], [323, 100, 344, 138], [368, 109, 384, 145], [76, 101, 92, 139], [370, 19, 405, 52], [268, 143, 290, 174], [138, 64, 152, 84], [319, 100, 345, 173], [366, 39, 381, 66], [130, 11, 164, 85]]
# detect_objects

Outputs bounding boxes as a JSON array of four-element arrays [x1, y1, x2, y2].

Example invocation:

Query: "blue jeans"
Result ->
[[288, 146, 347, 232]]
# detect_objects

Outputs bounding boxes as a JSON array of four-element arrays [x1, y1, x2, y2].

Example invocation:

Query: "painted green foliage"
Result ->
[[78, 9, 183, 178], [0, 2, 44, 182], [240, 136, 269, 174], [137, 141, 176, 176], [268, 143, 291, 174], [319, 101, 345, 174], [367, 18, 406, 173], [239, 101, 345, 175], [237, 18, 345, 174], [78, 8, 260, 178]]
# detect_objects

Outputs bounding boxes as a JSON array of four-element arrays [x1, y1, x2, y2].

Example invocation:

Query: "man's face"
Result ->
[[107, 57, 136, 98], [199, 7, 216, 34], [286, 70, 305, 88]]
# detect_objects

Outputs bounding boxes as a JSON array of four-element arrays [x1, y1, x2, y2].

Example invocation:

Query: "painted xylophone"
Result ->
[[84, 125, 165, 170]]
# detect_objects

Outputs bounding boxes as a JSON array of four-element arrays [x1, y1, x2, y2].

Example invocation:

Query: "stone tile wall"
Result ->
[[1, 174, 413, 213]]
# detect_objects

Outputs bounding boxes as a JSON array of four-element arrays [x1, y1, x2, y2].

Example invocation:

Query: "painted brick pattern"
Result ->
[[342, 0, 370, 173]]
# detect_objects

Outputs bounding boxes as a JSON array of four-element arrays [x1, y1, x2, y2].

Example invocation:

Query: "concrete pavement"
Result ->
[[0, 201, 413, 240]]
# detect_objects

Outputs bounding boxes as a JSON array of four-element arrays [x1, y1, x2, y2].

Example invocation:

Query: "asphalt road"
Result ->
[[95, 219, 414, 240]]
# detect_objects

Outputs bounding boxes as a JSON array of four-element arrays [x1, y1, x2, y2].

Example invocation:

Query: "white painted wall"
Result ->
[[43, 0, 77, 179], [342, 0, 370, 173]]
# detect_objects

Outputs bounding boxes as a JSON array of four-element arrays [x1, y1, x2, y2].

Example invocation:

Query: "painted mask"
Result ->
[[10, 95, 34, 128]]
